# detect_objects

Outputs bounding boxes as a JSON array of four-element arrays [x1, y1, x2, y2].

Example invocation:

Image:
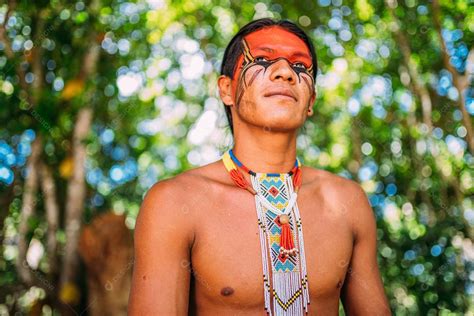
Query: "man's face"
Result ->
[[229, 26, 316, 132]]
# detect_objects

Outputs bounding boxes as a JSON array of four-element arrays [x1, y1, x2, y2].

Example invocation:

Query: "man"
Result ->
[[128, 18, 391, 315]]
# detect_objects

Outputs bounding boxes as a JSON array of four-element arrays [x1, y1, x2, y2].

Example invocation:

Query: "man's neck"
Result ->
[[232, 123, 298, 174]]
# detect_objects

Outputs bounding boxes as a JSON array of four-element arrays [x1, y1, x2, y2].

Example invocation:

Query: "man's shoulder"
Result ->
[[302, 166, 369, 216], [144, 159, 229, 201], [137, 160, 228, 244], [302, 166, 363, 195], [302, 166, 371, 240]]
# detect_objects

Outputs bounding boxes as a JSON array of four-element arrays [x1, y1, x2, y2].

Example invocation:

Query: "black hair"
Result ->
[[220, 18, 318, 135]]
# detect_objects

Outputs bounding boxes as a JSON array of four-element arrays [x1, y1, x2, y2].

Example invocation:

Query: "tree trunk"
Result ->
[[16, 136, 42, 285]]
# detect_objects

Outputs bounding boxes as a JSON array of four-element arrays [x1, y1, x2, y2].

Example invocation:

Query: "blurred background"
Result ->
[[0, 0, 473, 315]]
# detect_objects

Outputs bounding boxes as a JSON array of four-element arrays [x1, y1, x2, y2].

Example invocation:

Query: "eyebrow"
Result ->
[[255, 46, 311, 59]]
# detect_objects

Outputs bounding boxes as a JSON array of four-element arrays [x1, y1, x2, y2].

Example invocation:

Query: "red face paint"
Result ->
[[230, 26, 314, 104]]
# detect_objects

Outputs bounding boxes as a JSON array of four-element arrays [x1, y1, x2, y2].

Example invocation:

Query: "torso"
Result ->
[[180, 160, 355, 315]]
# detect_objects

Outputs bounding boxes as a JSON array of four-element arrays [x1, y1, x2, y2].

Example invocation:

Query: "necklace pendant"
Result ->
[[278, 214, 290, 224]]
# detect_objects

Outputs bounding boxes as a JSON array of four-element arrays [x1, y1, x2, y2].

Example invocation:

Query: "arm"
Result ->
[[341, 182, 391, 315], [128, 179, 195, 315]]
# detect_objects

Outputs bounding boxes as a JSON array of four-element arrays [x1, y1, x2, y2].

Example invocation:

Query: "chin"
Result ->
[[257, 116, 304, 132], [236, 98, 306, 132]]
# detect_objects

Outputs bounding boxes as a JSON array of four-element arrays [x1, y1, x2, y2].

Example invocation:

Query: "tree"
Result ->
[[0, 0, 472, 314]]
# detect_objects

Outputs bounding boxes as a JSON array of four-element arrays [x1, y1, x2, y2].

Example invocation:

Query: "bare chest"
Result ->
[[190, 187, 354, 313]]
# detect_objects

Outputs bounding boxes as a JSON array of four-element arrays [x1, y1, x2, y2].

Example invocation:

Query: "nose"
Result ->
[[269, 59, 296, 84]]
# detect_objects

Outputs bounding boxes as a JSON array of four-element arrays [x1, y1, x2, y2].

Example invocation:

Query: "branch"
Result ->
[[60, 106, 93, 291], [0, 176, 15, 247], [30, 9, 49, 104], [15, 136, 42, 285], [432, 0, 474, 154], [386, 0, 469, 237], [39, 161, 59, 276], [466, 48, 474, 85], [0, 0, 16, 58], [385, 0, 433, 131], [0, 1, 30, 96], [60, 27, 101, 291]]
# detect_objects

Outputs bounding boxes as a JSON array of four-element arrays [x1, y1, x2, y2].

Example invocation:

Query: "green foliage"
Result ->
[[0, 0, 472, 314]]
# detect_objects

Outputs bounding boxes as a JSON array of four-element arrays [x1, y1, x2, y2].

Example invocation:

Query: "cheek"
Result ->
[[232, 65, 265, 97], [300, 73, 314, 89]]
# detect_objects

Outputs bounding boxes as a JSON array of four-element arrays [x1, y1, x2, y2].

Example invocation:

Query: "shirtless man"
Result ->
[[128, 18, 391, 315]]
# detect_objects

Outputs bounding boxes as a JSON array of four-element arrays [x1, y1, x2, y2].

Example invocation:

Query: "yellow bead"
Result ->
[[279, 214, 289, 224]]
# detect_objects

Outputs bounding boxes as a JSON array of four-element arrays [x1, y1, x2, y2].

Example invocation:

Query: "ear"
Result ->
[[218, 75, 234, 107], [307, 89, 317, 116]]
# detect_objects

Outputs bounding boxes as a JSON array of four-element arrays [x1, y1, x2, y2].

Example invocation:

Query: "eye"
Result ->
[[293, 62, 308, 69], [255, 56, 269, 62]]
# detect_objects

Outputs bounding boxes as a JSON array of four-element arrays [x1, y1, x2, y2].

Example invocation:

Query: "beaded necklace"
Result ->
[[222, 149, 310, 315]]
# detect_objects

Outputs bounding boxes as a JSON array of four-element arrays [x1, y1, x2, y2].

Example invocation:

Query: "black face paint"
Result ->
[[234, 38, 314, 107]]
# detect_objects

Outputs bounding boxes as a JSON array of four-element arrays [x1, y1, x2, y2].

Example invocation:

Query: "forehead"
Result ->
[[243, 26, 312, 61]]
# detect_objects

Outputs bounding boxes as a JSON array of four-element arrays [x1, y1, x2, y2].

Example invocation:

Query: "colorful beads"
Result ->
[[279, 214, 290, 224], [279, 246, 299, 258], [222, 149, 302, 193]]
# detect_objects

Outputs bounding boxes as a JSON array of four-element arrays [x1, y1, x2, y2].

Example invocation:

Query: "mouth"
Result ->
[[263, 90, 297, 101]]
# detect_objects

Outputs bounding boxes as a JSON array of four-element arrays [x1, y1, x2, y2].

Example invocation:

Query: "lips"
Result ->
[[263, 88, 297, 101]]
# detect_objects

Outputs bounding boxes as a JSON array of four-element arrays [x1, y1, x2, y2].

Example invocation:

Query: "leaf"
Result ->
[[59, 156, 74, 179], [61, 79, 84, 100], [59, 282, 81, 305], [355, 0, 374, 21]]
